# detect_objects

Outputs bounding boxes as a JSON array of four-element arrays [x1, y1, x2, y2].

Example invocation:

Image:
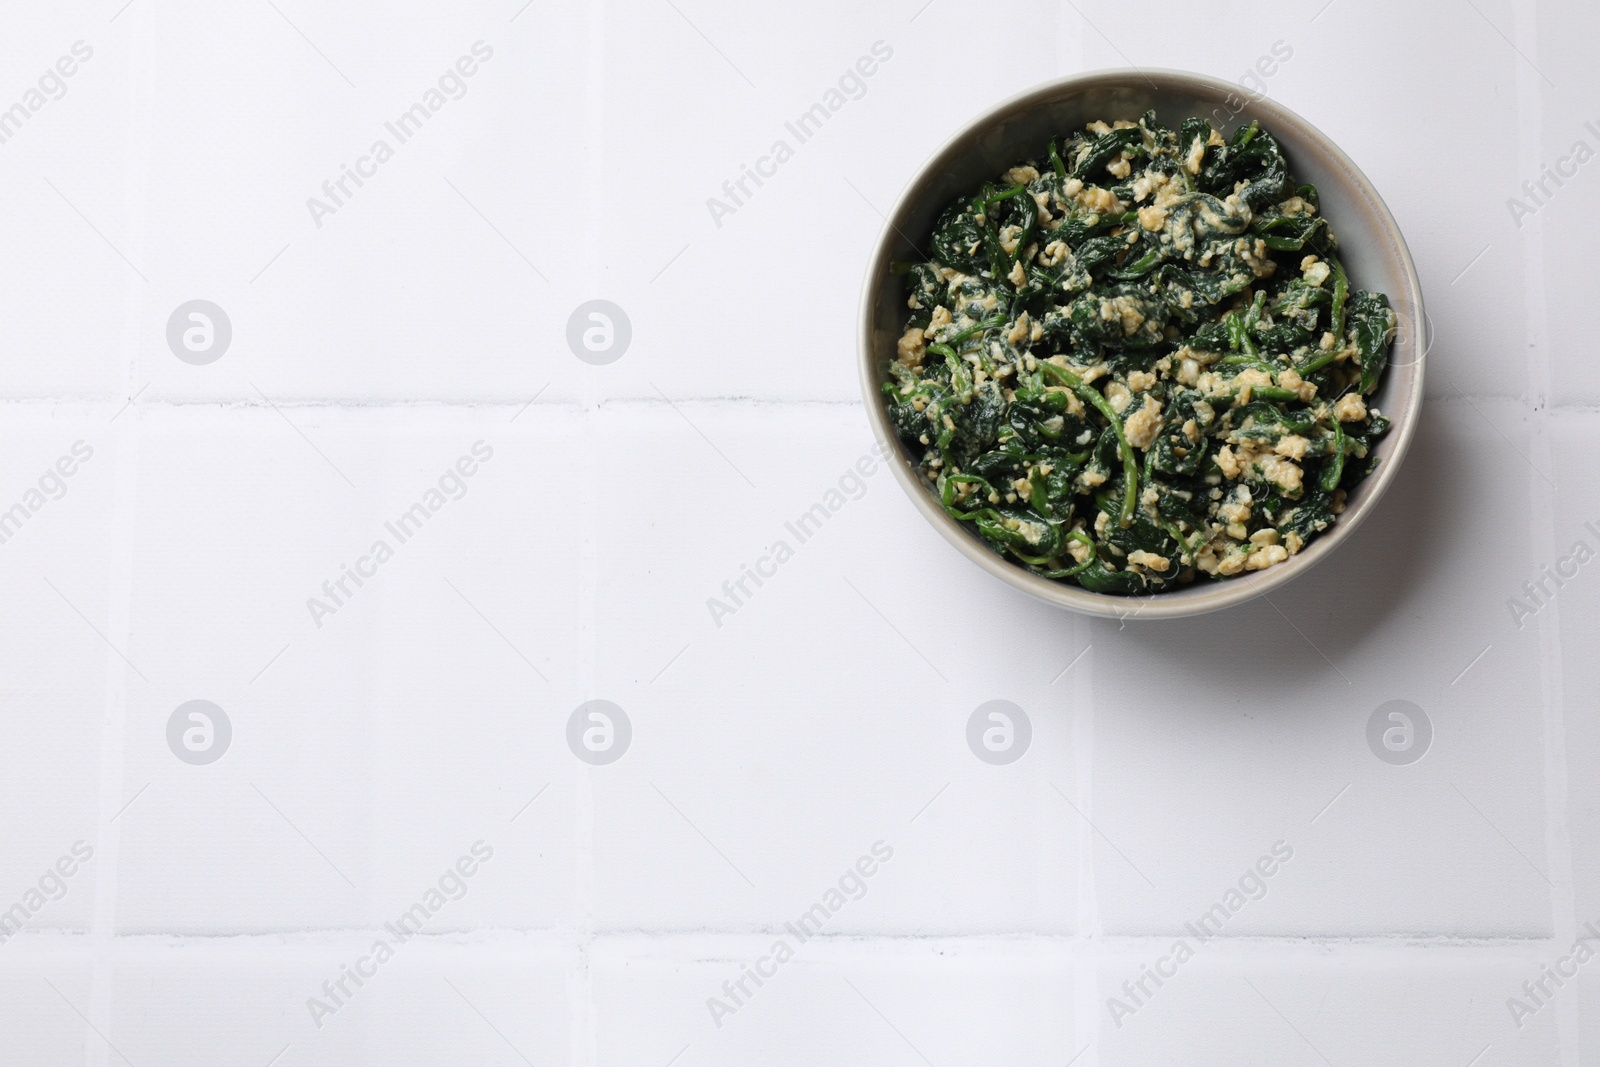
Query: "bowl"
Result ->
[[857, 68, 1426, 620]]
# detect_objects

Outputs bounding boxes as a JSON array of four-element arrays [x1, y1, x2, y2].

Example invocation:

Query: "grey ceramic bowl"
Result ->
[[858, 69, 1426, 620]]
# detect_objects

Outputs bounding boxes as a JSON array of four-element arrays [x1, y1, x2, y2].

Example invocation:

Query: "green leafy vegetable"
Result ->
[[883, 112, 1396, 594]]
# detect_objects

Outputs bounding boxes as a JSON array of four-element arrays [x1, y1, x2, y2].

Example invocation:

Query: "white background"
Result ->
[[0, 0, 1594, 1063]]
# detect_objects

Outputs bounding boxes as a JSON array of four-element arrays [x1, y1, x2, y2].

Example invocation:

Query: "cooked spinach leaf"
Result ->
[[885, 113, 1396, 594]]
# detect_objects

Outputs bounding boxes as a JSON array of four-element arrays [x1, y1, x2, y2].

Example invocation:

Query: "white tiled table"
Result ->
[[0, 0, 1593, 1063]]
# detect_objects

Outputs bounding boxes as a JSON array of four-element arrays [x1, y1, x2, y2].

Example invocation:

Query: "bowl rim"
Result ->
[[856, 67, 1427, 620]]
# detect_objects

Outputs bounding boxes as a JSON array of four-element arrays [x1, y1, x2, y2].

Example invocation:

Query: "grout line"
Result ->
[[84, 432, 139, 1067], [1506, 1, 1579, 1064], [0, 928, 1576, 950], [84, 13, 157, 1063]]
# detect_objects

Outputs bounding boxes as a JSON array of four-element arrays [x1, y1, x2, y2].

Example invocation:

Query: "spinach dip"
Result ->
[[883, 112, 1396, 595]]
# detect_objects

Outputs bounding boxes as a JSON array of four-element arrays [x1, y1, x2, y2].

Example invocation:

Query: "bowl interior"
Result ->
[[860, 69, 1426, 620]]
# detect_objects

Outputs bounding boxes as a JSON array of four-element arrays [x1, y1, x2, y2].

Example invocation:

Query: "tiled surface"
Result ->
[[0, 937, 573, 1067], [0, 951, 95, 1067], [1093, 398, 1553, 938], [1092, 950, 1557, 1065], [592, 940, 1086, 1065], [1550, 413, 1600, 933], [0, 0, 1594, 1062], [1536, 0, 1600, 406]]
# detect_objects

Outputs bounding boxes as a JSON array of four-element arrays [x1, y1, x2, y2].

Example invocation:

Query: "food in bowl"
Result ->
[[881, 111, 1396, 595]]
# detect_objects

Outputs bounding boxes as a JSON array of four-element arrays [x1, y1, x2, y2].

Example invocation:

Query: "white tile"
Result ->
[[1547, 414, 1600, 923], [129, 1, 593, 406], [1575, 973, 1600, 1063], [3, 0, 1599, 1060], [1093, 398, 1550, 937], [1536, 175, 1600, 407], [112, 408, 582, 932], [1096, 948, 1550, 1065], [1081, 0, 1528, 402], [0, 414, 117, 930], [1531, 0, 1600, 407], [0, 17, 137, 403], [592, 938, 1082, 1066], [1077, 0, 1297, 80], [104, 937, 573, 1067], [588, 404, 1081, 934], [1284, 0, 1529, 403], [593, 0, 1067, 405], [0, 703, 101, 934]]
